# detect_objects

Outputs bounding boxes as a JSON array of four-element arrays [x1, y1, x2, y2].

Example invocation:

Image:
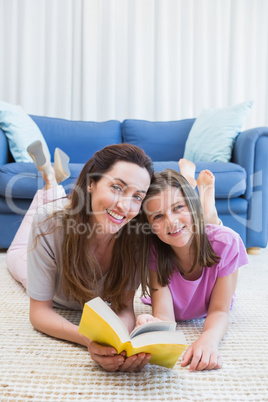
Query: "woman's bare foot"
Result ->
[[197, 170, 220, 225], [178, 158, 197, 189]]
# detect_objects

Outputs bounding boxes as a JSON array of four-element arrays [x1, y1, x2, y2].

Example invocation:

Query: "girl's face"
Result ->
[[145, 186, 194, 250], [89, 161, 151, 235]]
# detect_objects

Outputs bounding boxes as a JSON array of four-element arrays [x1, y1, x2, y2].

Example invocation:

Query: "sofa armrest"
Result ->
[[0, 128, 13, 165], [232, 127, 268, 200], [232, 127, 268, 247]]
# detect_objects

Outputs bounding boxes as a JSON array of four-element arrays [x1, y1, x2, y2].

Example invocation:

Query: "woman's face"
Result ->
[[145, 186, 194, 250], [89, 161, 151, 235]]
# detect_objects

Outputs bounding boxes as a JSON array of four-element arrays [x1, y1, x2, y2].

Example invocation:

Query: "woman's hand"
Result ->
[[136, 313, 162, 327], [87, 340, 125, 372], [87, 340, 151, 372], [181, 333, 222, 371], [118, 351, 151, 372]]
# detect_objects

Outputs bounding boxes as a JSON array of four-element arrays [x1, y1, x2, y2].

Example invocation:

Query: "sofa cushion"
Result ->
[[122, 119, 195, 161], [0, 101, 50, 163], [0, 162, 84, 200], [153, 161, 246, 199], [183, 101, 253, 163], [31, 116, 122, 164], [0, 161, 246, 201]]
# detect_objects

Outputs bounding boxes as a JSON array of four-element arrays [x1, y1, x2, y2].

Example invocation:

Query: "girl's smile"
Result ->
[[145, 186, 194, 250], [168, 225, 185, 236]]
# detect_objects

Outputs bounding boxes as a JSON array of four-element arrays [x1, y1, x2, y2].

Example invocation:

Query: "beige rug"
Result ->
[[0, 247, 268, 402]]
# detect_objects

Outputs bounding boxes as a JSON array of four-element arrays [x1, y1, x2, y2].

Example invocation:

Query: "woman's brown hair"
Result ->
[[139, 169, 220, 289], [38, 144, 154, 312]]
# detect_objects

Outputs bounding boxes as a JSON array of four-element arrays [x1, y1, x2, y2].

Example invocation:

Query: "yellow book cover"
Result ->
[[78, 297, 187, 369]]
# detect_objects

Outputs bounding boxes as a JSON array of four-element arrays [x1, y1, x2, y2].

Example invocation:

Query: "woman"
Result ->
[[7, 140, 153, 372]]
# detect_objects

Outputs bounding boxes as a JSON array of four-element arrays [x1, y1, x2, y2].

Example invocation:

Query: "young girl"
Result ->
[[137, 168, 249, 372], [7, 140, 153, 373]]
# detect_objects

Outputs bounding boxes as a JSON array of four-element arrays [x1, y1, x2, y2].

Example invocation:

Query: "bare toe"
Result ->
[[178, 159, 196, 189], [197, 170, 215, 187]]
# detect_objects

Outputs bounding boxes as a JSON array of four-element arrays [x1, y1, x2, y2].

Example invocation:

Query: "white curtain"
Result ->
[[0, 0, 267, 129]]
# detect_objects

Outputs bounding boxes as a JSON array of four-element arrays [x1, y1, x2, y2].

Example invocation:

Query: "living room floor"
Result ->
[[0, 246, 267, 401]]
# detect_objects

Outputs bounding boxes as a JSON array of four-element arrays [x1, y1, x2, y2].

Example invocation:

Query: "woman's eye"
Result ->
[[133, 194, 143, 202], [112, 184, 122, 192]]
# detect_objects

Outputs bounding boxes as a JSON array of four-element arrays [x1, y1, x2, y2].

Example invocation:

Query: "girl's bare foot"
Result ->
[[178, 158, 197, 189], [197, 170, 220, 225]]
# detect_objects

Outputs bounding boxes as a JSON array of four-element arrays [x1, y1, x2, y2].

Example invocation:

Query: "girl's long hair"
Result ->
[[139, 169, 220, 290], [39, 144, 154, 312]]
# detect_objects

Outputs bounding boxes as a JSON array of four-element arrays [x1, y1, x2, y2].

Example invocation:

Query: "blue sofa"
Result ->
[[0, 115, 267, 250]]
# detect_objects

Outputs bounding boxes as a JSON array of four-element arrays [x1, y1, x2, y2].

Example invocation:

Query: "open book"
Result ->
[[78, 297, 187, 369]]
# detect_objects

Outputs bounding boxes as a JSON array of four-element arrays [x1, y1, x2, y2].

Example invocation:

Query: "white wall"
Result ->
[[0, 0, 267, 129]]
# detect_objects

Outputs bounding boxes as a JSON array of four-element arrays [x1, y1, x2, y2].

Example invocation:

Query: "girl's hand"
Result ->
[[181, 334, 222, 371], [136, 314, 162, 327]]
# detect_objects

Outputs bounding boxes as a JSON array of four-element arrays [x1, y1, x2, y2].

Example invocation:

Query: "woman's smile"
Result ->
[[106, 208, 125, 223], [89, 161, 151, 234]]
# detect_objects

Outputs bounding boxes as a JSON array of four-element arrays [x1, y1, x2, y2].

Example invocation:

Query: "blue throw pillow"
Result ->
[[183, 101, 253, 162], [0, 101, 50, 162]]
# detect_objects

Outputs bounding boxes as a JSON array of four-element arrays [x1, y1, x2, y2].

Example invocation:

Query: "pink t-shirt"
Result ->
[[148, 224, 249, 321]]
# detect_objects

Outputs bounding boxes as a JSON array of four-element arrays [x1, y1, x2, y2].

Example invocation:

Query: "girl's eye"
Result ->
[[174, 204, 184, 211], [153, 214, 163, 221]]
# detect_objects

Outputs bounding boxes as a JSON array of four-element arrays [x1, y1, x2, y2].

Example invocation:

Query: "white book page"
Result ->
[[130, 321, 176, 339], [87, 297, 130, 343], [130, 330, 187, 349]]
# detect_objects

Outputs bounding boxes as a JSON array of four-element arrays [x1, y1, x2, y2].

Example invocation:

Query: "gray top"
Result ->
[[27, 202, 136, 310]]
